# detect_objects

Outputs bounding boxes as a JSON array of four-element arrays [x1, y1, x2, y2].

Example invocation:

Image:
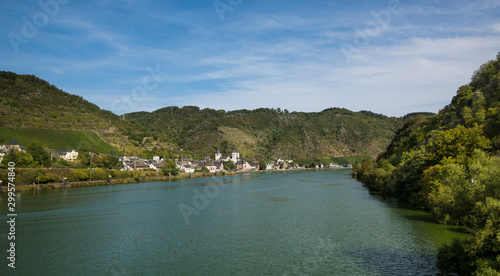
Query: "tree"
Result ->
[[259, 160, 267, 170], [223, 160, 235, 170], [1, 151, 17, 166], [107, 155, 120, 169], [425, 125, 491, 171], [161, 160, 179, 176], [1, 151, 34, 167], [27, 143, 50, 167]]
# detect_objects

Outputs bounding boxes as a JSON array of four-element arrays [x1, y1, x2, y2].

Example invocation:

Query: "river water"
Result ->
[[1, 170, 468, 275]]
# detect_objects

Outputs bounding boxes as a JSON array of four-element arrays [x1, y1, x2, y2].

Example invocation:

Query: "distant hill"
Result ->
[[125, 106, 404, 160], [0, 70, 407, 160]]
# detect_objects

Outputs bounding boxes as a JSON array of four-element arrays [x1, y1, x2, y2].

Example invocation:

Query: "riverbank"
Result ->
[[1, 168, 350, 193]]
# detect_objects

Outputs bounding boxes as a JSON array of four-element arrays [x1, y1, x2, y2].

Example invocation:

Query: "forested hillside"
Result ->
[[353, 53, 500, 275], [0, 70, 407, 161], [0, 71, 149, 154], [126, 107, 403, 160]]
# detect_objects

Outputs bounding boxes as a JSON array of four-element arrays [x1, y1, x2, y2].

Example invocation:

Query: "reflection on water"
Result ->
[[0, 170, 468, 275]]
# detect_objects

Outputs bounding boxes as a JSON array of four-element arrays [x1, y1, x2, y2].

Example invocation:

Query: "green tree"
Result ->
[[161, 160, 179, 176], [27, 143, 50, 167], [223, 160, 235, 170], [107, 155, 120, 169], [1, 150, 34, 167], [259, 160, 267, 170], [425, 125, 491, 171]]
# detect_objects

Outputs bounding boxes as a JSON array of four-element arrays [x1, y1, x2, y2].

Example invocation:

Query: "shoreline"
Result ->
[[1, 168, 352, 193]]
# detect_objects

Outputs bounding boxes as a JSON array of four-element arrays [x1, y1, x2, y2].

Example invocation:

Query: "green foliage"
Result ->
[[354, 52, 500, 275], [0, 70, 405, 160], [161, 160, 179, 176], [425, 125, 490, 170], [125, 104, 403, 160], [259, 160, 267, 170], [27, 143, 51, 166], [0, 127, 118, 154], [1, 150, 34, 167], [223, 160, 235, 170]]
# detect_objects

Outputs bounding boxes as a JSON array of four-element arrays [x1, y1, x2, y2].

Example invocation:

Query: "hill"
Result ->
[[0, 126, 117, 154], [125, 106, 404, 160], [353, 52, 500, 274], [0, 71, 168, 155], [0, 70, 405, 160]]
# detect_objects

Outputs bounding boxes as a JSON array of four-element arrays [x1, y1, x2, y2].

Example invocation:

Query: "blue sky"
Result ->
[[1, 0, 500, 117]]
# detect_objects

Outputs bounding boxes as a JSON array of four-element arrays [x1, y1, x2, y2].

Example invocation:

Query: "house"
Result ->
[[46, 149, 79, 162], [231, 149, 240, 163], [121, 156, 152, 171], [0, 145, 8, 163], [58, 150, 79, 162], [8, 139, 20, 152], [0, 145, 9, 152], [248, 161, 260, 171], [6, 139, 26, 152], [220, 156, 231, 162], [327, 163, 340, 168], [214, 161, 224, 172], [182, 164, 195, 173], [145, 159, 158, 170], [266, 162, 274, 170], [134, 163, 151, 171], [156, 160, 167, 169], [153, 156, 162, 162], [204, 161, 217, 173], [236, 160, 252, 171], [203, 161, 224, 173]]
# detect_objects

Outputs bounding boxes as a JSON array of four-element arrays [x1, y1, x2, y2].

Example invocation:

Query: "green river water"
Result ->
[[1, 170, 468, 275]]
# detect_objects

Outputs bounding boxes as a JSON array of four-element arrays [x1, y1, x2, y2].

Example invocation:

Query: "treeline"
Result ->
[[353, 53, 500, 275]]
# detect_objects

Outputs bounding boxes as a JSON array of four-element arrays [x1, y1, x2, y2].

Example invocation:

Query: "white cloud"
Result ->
[[495, 23, 500, 32]]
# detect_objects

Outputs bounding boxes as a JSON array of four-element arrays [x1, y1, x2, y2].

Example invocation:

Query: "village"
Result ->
[[0, 139, 352, 173]]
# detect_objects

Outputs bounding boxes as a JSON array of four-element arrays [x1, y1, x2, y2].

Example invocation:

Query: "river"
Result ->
[[1, 170, 468, 275]]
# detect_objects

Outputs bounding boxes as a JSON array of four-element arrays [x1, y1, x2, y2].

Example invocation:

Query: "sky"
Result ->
[[1, 0, 500, 117]]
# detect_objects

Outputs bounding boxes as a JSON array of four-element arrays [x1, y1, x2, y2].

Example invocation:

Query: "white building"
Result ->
[[231, 149, 240, 163], [215, 150, 222, 161], [182, 165, 195, 173], [58, 150, 79, 162]]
